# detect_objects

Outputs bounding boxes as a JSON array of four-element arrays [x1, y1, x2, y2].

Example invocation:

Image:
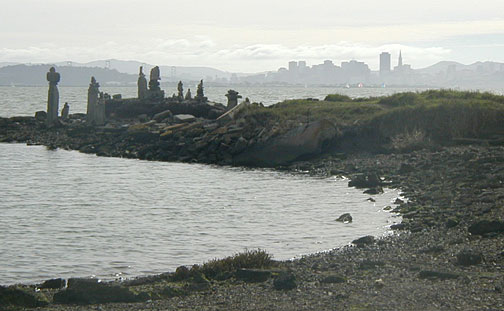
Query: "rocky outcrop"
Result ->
[[234, 120, 339, 166]]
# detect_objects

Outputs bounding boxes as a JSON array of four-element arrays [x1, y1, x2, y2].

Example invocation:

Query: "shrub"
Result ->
[[324, 94, 352, 102], [197, 249, 273, 279]]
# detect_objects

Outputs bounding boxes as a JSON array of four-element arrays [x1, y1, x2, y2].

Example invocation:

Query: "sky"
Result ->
[[1, 0, 504, 73]]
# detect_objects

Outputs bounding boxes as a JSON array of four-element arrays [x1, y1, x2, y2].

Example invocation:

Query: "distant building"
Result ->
[[393, 51, 412, 72], [288, 61, 298, 72], [380, 52, 391, 75]]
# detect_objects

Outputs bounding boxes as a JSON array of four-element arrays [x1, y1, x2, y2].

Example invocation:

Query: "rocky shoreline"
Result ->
[[2, 142, 503, 310], [2, 89, 504, 310]]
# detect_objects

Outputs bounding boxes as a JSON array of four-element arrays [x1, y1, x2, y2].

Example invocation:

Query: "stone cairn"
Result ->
[[177, 81, 184, 101], [86, 77, 106, 125], [185, 88, 192, 100], [194, 80, 207, 103], [137, 66, 148, 99], [61, 102, 69, 120], [225, 89, 242, 109], [148, 66, 164, 100], [46, 67, 60, 125]]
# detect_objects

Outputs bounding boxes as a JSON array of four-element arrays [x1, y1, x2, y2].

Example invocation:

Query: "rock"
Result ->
[[174, 114, 196, 123], [390, 223, 407, 230], [153, 109, 173, 122], [273, 272, 297, 290], [348, 173, 381, 189], [234, 120, 338, 166], [171, 266, 191, 281], [418, 270, 459, 280], [352, 235, 375, 246], [336, 213, 353, 223], [35, 110, 47, 121], [364, 186, 384, 194], [0, 285, 47, 308], [456, 249, 483, 266], [232, 137, 249, 154], [320, 275, 346, 284], [38, 278, 66, 289], [235, 269, 271, 283], [54, 279, 145, 305], [445, 218, 459, 228], [468, 220, 504, 236], [137, 114, 150, 122], [374, 278, 385, 288]]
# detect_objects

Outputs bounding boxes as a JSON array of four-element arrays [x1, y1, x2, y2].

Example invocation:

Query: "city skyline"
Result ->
[[1, 0, 504, 72]]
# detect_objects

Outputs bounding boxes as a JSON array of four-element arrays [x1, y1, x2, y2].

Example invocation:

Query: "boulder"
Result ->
[[273, 272, 297, 290], [336, 213, 353, 223], [456, 249, 483, 266], [153, 109, 173, 122], [53, 279, 146, 305], [352, 235, 375, 246], [0, 285, 47, 308], [468, 220, 504, 236], [364, 186, 384, 195], [348, 173, 381, 189], [174, 114, 196, 123], [234, 120, 338, 166], [34, 111, 47, 121], [235, 269, 271, 283], [38, 278, 66, 289]]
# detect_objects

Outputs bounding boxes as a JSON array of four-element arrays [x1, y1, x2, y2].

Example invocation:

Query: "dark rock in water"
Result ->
[[468, 220, 504, 236], [394, 198, 404, 204], [336, 213, 353, 223], [235, 269, 271, 283], [320, 274, 346, 284], [273, 272, 297, 290], [38, 278, 66, 289], [352, 235, 375, 246], [348, 173, 381, 189], [390, 223, 406, 230], [35, 110, 47, 121], [456, 249, 483, 266], [54, 278, 146, 305], [0, 285, 47, 308], [364, 186, 384, 195], [418, 270, 459, 280]]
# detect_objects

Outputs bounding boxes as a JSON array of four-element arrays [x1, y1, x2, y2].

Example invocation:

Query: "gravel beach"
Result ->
[[2, 144, 499, 311]]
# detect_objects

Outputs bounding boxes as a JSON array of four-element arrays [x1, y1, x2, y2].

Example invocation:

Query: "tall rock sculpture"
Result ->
[[95, 92, 106, 126], [177, 81, 184, 101], [148, 66, 164, 100], [87, 77, 100, 123], [185, 88, 192, 100], [225, 89, 242, 109], [194, 80, 207, 103], [137, 66, 148, 99], [46, 67, 60, 125]]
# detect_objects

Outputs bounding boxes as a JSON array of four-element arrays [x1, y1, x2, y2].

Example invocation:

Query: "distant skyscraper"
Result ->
[[398, 50, 403, 67], [288, 61, 298, 72], [380, 52, 391, 74]]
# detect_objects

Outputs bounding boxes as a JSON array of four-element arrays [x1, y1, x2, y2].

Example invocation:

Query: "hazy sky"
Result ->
[[1, 0, 504, 72]]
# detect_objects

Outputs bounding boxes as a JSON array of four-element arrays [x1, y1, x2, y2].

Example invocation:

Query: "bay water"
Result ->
[[0, 86, 408, 285]]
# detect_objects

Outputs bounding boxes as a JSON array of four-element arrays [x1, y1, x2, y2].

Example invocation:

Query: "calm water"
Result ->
[[0, 86, 406, 286], [0, 85, 433, 117]]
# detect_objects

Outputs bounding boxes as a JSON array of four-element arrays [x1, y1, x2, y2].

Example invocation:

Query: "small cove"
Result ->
[[0, 143, 401, 285]]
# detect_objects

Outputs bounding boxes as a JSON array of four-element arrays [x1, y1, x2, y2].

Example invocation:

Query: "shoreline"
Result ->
[[2, 143, 503, 310]]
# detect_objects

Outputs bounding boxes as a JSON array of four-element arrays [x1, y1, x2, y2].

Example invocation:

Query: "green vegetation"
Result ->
[[238, 89, 504, 146], [197, 249, 273, 280]]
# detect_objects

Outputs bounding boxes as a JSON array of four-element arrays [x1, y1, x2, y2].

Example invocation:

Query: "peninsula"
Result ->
[[1, 67, 504, 310]]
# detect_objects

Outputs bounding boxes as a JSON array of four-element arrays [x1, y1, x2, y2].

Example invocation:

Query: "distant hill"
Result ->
[[0, 64, 137, 86], [0, 62, 20, 68], [54, 59, 237, 81], [416, 61, 504, 75]]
